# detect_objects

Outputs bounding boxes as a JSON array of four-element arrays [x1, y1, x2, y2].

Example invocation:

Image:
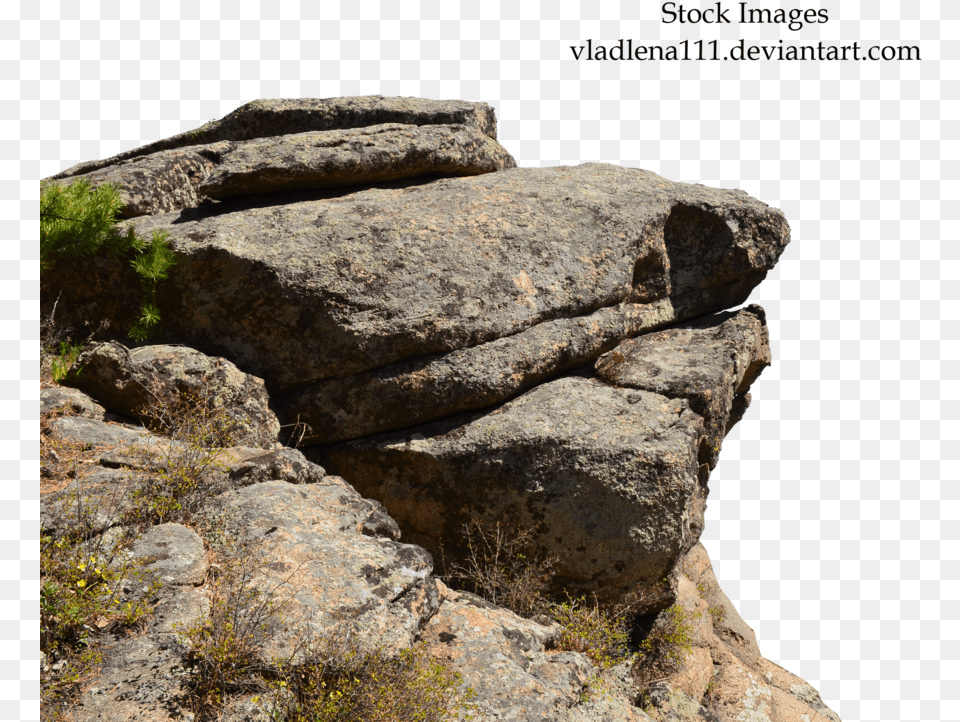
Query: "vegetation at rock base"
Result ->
[[41, 352, 475, 722], [257, 624, 476, 722], [40, 176, 176, 341], [40, 372, 238, 720], [442, 519, 558, 619], [631, 603, 700, 697], [40, 409, 158, 721], [441, 518, 699, 704], [176, 539, 477, 722]]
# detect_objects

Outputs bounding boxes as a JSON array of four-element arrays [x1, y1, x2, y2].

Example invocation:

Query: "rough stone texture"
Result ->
[[41, 466, 131, 540], [46, 140, 232, 219], [594, 305, 770, 471], [279, 299, 678, 444], [422, 584, 651, 722], [320, 307, 771, 608], [633, 543, 843, 722], [322, 373, 703, 609], [51, 96, 503, 180], [45, 123, 514, 221], [41, 164, 790, 412], [130, 523, 208, 588], [200, 478, 442, 657], [66, 636, 191, 722], [39, 97, 839, 722], [197, 123, 517, 200], [64, 341, 282, 450], [679, 542, 762, 670], [40, 386, 106, 420]]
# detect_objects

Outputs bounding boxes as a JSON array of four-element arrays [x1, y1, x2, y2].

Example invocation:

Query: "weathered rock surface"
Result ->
[[132, 523, 208, 588], [594, 304, 770, 471], [40, 97, 841, 722], [320, 306, 771, 608], [632, 542, 842, 722], [50, 96, 504, 180], [197, 123, 516, 200], [422, 585, 650, 722], [41, 162, 789, 440], [40, 385, 106, 420], [64, 341, 282, 449], [280, 298, 678, 444], [46, 122, 515, 220], [200, 478, 442, 657]]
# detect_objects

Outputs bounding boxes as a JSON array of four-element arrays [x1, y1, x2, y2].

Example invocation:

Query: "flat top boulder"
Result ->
[[120, 163, 788, 389], [50, 96, 503, 180]]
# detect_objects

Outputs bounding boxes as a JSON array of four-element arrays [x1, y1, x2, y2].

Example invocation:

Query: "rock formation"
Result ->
[[40, 96, 840, 722]]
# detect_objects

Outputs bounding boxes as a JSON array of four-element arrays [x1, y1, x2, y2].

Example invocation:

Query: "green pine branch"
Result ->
[[40, 178, 177, 341]]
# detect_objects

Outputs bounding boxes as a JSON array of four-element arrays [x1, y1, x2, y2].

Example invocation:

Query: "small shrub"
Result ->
[[632, 604, 700, 690], [177, 542, 476, 722], [40, 376, 241, 719], [265, 623, 476, 722], [548, 593, 635, 672], [40, 432, 159, 722], [49, 341, 84, 384], [176, 543, 291, 717], [441, 519, 558, 619], [706, 604, 726, 626], [124, 381, 239, 527]]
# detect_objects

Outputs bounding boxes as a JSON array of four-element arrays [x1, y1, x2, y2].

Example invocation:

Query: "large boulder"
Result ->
[[319, 306, 771, 608], [42, 156, 789, 444], [45, 121, 515, 220]]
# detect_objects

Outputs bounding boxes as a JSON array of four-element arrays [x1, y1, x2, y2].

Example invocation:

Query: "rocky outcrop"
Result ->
[[633, 542, 842, 722], [52, 97, 503, 179], [40, 97, 841, 722], [45, 121, 515, 220], [42, 122, 789, 444], [320, 306, 770, 608], [63, 342, 282, 449]]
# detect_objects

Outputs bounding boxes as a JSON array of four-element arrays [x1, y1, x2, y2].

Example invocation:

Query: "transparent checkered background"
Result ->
[[13, 1, 959, 720]]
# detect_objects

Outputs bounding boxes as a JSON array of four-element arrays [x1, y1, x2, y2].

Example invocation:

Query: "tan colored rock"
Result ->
[[64, 341, 282, 450], [42, 164, 789, 402], [634, 542, 842, 722], [50, 96, 504, 179], [198, 123, 516, 200], [595, 304, 771, 470], [421, 586, 650, 722], [321, 308, 772, 607]]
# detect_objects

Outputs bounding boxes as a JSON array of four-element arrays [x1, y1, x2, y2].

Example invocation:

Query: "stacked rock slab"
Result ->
[[46, 96, 513, 219], [320, 306, 770, 609]]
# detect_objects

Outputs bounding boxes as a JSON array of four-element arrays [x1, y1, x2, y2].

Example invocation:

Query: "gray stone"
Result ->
[[50, 96, 503, 180], [632, 543, 843, 722], [64, 341, 282, 450], [68, 636, 189, 722], [40, 386, 106, 420], [41, 164, 789, 417], [200, 478, 442, 658], [320, 308, 772, 607], [422, 585, 651, 722], [196, 123, 516, 200], [594, 305, 770, 471], [45, 122, 514, 221], [45, 416, 150, 447], [130, 523, 208, 587], [322, 373, 705, 609]]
